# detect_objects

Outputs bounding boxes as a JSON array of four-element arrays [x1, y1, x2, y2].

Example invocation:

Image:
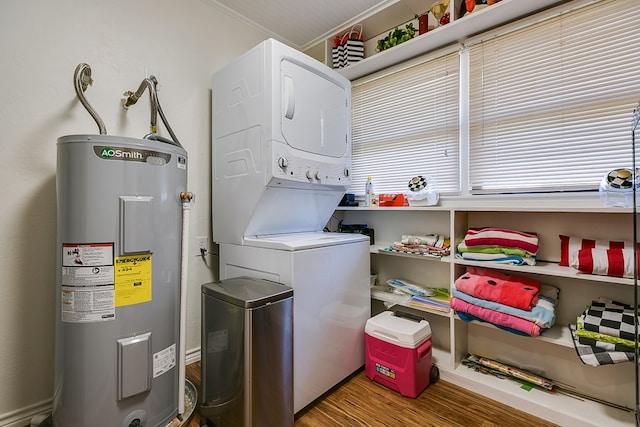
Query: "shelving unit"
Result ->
[[337, 203, 637, 426], [310, 0, 570, 81], [318, 1, 637, 423]]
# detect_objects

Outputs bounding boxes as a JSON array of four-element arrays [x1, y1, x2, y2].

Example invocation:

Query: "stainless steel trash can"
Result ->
[[201, 277, 293, 427]]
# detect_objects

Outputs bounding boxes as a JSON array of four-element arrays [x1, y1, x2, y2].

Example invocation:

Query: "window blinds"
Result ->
[[350, 48, 460, 195], [467, 0, 640, 193]]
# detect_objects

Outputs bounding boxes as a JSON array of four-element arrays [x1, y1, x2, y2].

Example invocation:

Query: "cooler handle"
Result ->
[[417, 339, 432, 360], [394, 310, 425, 323]]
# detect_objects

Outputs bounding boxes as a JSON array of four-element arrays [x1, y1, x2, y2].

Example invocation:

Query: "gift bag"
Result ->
[[332, 34, 346, 69], [344, 24, 364, 67], [332, 25, 364, 69]]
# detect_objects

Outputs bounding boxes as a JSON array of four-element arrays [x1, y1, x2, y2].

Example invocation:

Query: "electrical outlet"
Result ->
[[195, 236, 209, 257]]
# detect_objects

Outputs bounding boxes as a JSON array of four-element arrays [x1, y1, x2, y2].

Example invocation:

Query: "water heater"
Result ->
[[54, 134, 187, 427]]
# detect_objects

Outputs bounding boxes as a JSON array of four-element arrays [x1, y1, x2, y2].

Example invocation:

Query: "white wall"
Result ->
[[0, 0, 268, 424]]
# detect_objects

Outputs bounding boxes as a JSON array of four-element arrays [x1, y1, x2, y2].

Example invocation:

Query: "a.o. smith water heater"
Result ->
[[54, 134, 187, 426]]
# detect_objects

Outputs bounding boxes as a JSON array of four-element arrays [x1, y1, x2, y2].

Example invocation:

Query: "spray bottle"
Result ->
[[365, 176, 374, 207]]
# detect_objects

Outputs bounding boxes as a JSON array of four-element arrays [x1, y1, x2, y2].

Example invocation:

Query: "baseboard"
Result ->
[[1, 346, 202, 427], [186, 346, 201, 365], [0, 398, 52, 427]]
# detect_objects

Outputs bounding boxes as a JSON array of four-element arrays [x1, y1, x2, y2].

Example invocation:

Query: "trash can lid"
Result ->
[[201, 276, 293, 308]]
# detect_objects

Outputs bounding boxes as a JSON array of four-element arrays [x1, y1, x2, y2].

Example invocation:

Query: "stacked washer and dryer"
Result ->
[[211, 39, 370, 413]]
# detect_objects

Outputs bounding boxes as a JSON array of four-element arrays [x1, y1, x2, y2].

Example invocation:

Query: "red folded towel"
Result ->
[[454, 267, 541, 310]]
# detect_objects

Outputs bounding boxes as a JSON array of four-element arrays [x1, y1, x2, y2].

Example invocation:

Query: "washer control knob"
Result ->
[[277, 157, 288, 169], [314, 171, 320, 180], [306, 170, 313, 180], [344, 168, 350, 177]]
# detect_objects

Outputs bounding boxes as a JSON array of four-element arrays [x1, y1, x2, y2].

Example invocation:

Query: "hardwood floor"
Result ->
[[185, 361, 559, 427]]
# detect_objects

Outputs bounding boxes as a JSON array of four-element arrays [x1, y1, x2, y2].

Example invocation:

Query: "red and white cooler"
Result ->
[[365, 311, 437, 398]]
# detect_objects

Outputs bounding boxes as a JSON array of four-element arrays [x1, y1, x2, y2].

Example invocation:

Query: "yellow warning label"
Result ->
[[115, 254, 152, 307]]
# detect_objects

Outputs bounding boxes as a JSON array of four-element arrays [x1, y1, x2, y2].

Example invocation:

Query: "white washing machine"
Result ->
[[219, 232, 369, 412]]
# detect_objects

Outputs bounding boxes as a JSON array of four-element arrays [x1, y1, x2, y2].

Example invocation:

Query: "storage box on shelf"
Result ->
[[335, 204, 636, 426]]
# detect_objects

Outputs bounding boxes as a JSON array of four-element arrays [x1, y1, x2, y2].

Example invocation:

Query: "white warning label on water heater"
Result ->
[[153, 343, 176, 378], [61, 243, 115, 323]]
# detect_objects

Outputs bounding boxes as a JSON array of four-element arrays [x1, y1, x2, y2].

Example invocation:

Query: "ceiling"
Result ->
[[201, 0, 396, 51]]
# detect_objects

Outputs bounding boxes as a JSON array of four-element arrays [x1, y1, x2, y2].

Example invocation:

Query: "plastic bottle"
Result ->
[[365, 176, 374, 207]]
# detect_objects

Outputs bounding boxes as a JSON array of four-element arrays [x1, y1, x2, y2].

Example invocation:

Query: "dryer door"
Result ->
[[280, 60, 349, 158]]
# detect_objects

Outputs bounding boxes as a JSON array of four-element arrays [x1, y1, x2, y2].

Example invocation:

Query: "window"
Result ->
[[350, 48, 460, 195], [467, 0, 640, 194], [349, 0, 640, 197]]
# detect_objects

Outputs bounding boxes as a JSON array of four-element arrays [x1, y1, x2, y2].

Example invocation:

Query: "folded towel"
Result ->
[[457, 241, 529, 257], [463, 227, 539, 256], [454, 267, 541, 310], [451, 297, 542, 336], [577, 336, 635, 353], [570, 324, 634, 367], [580, 298, 638, 342], [457, 312, 531, 336], [452, 284, 558, 328], [401, 234, 447, 247], [574, 320, 637, 348], [457, 251, 536, 266]]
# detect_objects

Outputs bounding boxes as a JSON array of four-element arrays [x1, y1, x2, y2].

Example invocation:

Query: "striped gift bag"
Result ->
[[344, 24, 364, 67], [332, 34, 345, 69], [332, 25, 364, 69]]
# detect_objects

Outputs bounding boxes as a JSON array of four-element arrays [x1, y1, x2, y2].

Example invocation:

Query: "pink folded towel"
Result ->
[[451, 297, 542, 337]]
